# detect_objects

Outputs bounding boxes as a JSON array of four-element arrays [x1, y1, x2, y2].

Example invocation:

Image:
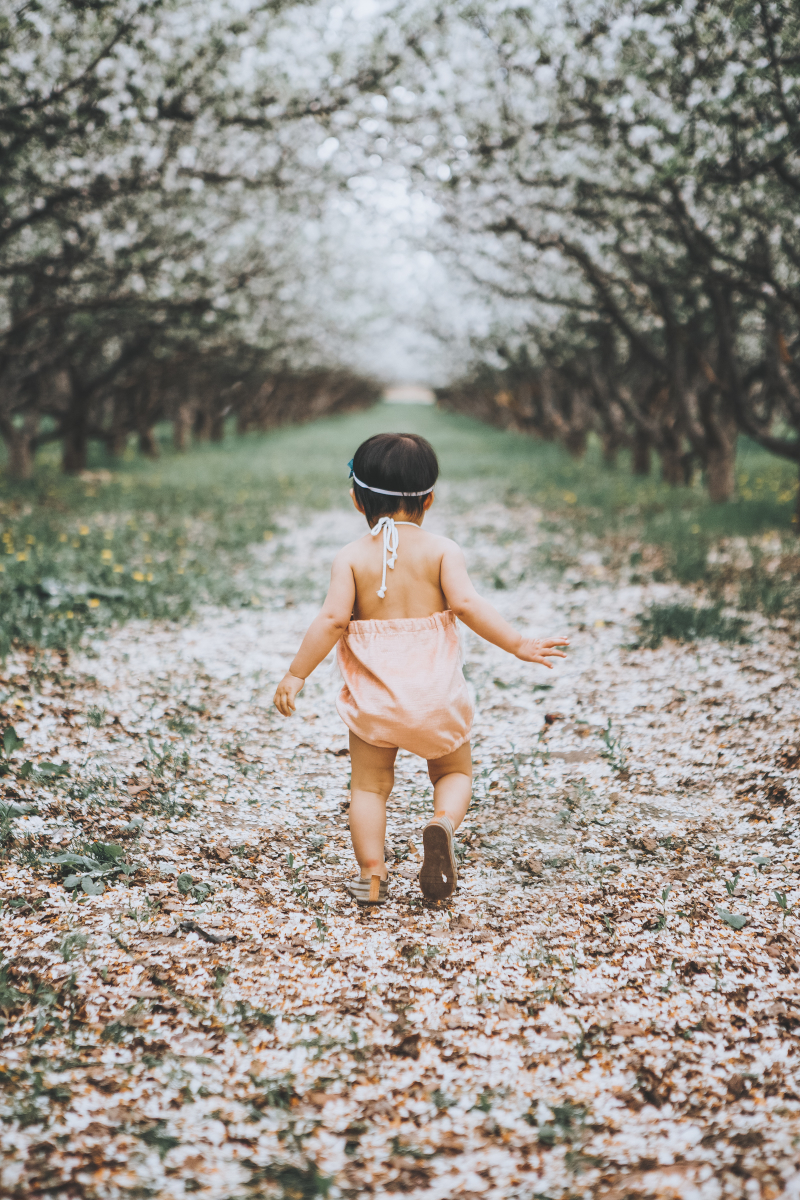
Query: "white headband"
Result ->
[[352, 472, 435, 497]]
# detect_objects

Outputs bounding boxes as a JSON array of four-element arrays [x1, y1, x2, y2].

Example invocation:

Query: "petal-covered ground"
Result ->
[[1, 488, 799, 1199]]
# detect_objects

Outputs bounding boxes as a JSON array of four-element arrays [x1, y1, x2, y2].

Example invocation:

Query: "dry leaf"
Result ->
[[498, 999, 520, 1020]]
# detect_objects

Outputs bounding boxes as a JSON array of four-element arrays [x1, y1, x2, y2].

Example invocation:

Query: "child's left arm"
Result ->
[[441, 541, 568, 665], [273, 550, 355, 716]]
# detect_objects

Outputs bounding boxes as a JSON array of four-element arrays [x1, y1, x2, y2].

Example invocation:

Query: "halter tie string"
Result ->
[[370, 517, 419, 598]]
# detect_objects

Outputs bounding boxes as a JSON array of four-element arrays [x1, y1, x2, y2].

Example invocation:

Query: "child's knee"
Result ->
[[351, 766, 394, 799], [428, 764, 472, 787], [427, 742, 472, 785]]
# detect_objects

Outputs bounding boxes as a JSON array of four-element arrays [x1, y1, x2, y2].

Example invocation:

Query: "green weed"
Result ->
[[635, 603, 748, 648], [774, 891, 794, 927], [599, 721, 628, 774], [249, 1072, 297, 1109], [43, 842, 135, 895], [175, 873, 214, 903], [246, 1162, 334, 1198], [0, 960, 27, 1016], [738, 549, 800, 619], [60, 933, 89, 962], [134, 1120, 181, 1160]]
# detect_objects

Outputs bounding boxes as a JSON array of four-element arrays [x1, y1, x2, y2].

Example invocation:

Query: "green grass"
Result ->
[[634, 603, 749, 649], [0, 402, 798, 653]]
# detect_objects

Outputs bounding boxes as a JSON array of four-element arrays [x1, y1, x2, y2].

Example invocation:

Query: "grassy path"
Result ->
[[1, 406, 799, 1198]]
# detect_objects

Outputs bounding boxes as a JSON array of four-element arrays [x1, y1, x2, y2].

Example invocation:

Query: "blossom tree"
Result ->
[[0, 0, 396, 475], [362, 0, 800, 503]]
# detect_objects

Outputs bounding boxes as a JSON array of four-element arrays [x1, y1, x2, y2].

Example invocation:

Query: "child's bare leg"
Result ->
[[348, 730, 397, 880], [427, 741, 472, 828]]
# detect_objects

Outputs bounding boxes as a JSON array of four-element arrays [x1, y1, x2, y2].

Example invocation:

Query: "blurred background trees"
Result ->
[[0, 0, 388, 477], [2, 0, 799, 510], [369, 0, 800, 508]]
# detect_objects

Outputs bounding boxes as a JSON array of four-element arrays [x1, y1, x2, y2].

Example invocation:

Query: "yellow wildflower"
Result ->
[[25, 534, 35, 545], [133, 571, 145, 582], [88, 597, 100, 608], [66, 611, 74, 619], [16, 552, 27, 561], [146, 572, 153, 582], [113, 564, 123, 573], [143, 554, 152, 564], [101, 549, 113, 561], [177, 567, 185, 575], [563, 491, 578, 505], [59, 533, 68, 543], [79, 525, 89, 536]]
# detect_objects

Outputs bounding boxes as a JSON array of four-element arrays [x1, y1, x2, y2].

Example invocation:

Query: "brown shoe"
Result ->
[[344, 875, 389, 904], [420, 815, 457, 899]]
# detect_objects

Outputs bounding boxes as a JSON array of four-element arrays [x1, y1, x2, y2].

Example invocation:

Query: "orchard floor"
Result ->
[[2, 478, 800, 1199]]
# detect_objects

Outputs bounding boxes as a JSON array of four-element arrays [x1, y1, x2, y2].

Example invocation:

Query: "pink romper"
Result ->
[[336, 609, 473, 760]]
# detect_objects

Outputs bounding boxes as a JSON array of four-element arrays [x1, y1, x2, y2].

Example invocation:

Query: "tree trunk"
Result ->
[[173, 403, 192, 452], [62, 427, 87, 473], [0, 418, 37, 480], [601, 432, 618, 466], [138, 427, 159, 458], [194, 405, 213, 441], [704, 414, 737, 503], [62, 373, 89, 473], [705, 441, 735, 503], [564, 427, 587, 458], [209, 410, 226, 442], [108, 426, 128, 458], [660, 439, 686, 486], [632, 430, 651, 476]]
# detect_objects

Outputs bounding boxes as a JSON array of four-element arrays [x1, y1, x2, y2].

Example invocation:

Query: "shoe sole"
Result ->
[[420, 823, 457, 899]]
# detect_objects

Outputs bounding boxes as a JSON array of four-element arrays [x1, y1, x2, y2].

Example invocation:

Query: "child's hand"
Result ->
[[515, 636, 569, 668], [273, 672, 305, 716]]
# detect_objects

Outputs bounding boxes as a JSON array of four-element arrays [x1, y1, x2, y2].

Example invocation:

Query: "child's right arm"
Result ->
[[273, 550, 355, 716], [440, 542, 569, 667]]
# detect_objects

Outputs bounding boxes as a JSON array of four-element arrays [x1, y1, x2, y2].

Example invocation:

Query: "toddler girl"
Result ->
[[273, 432, 568, 903]]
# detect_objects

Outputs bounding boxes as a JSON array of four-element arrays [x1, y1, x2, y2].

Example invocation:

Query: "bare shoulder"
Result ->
[[335, 534, 372, 567], [332, 540, 364, 570], [430, 533, 465, 559]]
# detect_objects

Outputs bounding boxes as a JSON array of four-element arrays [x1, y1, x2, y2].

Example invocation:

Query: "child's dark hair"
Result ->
[[351, 433, 439, 524]]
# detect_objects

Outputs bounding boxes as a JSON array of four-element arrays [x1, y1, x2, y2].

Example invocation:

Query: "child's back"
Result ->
[[346, 523, 451, 621], [274, 431, 568, 905]]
